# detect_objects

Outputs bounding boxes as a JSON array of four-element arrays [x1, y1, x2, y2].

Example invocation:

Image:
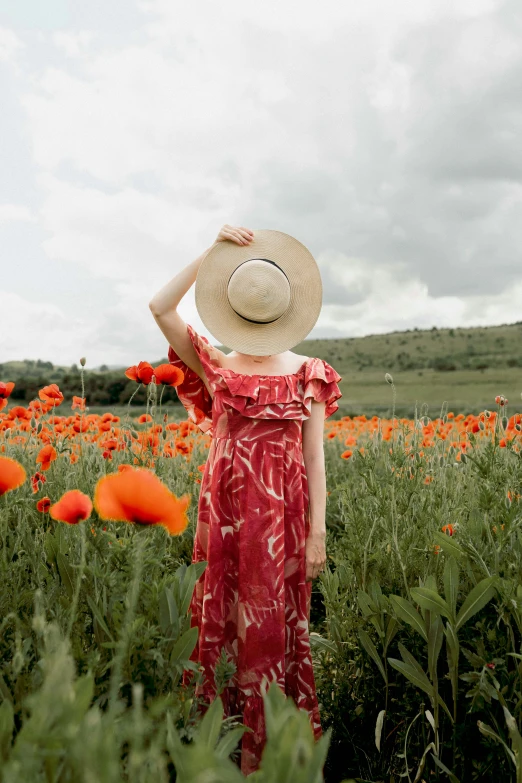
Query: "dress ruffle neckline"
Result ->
[[167, 323, 343, 435]]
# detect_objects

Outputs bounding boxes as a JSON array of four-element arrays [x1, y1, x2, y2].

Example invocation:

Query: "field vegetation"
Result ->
[[0, 327, 521, 782]]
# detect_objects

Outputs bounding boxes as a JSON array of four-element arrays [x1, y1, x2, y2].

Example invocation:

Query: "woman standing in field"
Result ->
[[148, 225, 342, 776]]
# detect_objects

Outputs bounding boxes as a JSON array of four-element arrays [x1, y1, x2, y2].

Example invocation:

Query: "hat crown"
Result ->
[[227, 259, 290, 324], [195, 229, 323, 356]]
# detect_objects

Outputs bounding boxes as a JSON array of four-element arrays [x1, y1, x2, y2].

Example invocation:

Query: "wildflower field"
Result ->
[[0, 364, 521, 783]]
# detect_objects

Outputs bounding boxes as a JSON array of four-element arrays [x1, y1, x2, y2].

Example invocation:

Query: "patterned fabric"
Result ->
[[168, 323, 342, 776]]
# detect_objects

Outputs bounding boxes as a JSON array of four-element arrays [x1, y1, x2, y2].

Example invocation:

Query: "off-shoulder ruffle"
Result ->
[[182, 323, 342, 424], [167, 341, 213, 435]]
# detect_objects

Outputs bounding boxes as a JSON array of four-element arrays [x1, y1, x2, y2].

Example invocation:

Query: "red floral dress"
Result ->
[[168, 323, 342, 776]]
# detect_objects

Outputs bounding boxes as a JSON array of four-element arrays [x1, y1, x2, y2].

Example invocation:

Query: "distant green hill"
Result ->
[[2, 321, 522, 416]]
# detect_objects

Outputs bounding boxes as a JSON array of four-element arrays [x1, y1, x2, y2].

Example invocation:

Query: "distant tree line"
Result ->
[[4, 370, 183, 407]]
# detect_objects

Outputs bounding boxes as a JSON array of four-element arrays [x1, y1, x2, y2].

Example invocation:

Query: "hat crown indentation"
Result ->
[[227, 259, 290, 324]]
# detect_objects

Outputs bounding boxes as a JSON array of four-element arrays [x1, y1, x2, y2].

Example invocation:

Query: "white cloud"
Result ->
[[0, 290, 95, 364], [2, 0, 522, 366], [52, 31, 95, 58], [0, 27, 23, 61], [0, 204, 35, 223], [317, 258, 522, 337]]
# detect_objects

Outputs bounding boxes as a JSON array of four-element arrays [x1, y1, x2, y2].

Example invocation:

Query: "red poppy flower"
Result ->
[[0, 456, 27, 496], [93, 468, 190, 536], [72, 396, 86, 411], [0, 382, 15, 413], [36, 444, 58, 471], [124, 362, 155, 384], [151, 364, 185, 387], [50, 489, 93, 524], [39, 384, 64, 405], [36, 496, 52, 513]]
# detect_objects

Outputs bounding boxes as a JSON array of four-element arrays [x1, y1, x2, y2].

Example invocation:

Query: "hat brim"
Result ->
[[195, 229, 322, 355]]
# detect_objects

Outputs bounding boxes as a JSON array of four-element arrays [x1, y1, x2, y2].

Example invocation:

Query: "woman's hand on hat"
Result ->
[[213, 225, 254, 247]]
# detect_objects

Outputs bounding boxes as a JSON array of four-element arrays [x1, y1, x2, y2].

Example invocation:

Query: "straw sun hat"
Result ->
[[195, 229, 323, 356]]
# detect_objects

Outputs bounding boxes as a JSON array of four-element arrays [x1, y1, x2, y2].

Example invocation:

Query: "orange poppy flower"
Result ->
[[50, 489, 93, 525], [341, 450, 353, 459], [152, 364, 185, 387], [31, 471, 47, 493], [0, 381, 15, 400], [36, 444, 58, 471], [36, 496, 52, 513], [39, 384, 64, 405], [0, 456, 27, 496], [0, 382, 15, 413], [93, 468, 190, 536], [8, 406, 31, 420], [442, 523, 454, 536], [125, 362, 155, 385], [72, 396, 86, 411]]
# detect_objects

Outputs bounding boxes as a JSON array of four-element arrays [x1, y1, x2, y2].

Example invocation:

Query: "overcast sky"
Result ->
[[1, 0, 522, 368]]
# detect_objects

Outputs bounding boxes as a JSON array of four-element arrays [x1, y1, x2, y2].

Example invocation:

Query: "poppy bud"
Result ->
[[460, 453, 467, 463], [131, 430, 139, 439], [80, 357, 86, 367], [479, 421, 485, 430], [36, 422, 43, 434], [30, 417, 36, 428], [385, 373, 393, 384]]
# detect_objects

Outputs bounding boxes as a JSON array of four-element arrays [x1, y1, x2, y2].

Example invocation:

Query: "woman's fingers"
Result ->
[[225, 228, 253, 245]]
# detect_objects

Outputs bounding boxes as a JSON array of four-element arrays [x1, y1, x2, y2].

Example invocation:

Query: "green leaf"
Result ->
[[0, 700, 14, 755], [431, 753, 461, 783], [388, 658, 434, 699], [159, 587, 179, 635], [196, 695, 224, 749], [73, 674, 94, 718], [375, 709, 386, 752], [477, 721, 516, 766], [215, 726, 248, 759], [502, 705, 522, 763], [433, 530, 464, 559], [456, 577, 498, 631], [444, 556, 459, 619], [397, 642, 431, 684], [427, 613, 444, 680], [358, 629, 387, 684], [56, 552, 75, 599], [44, 531, 58, 565], [384, 615, 400, 652], [391, 644, 454, 723], [86, 594, 114, 641], [179, 563, 206, 616], [170, 625, 198, 664], [410, 587, 453, 621], [389, 595, 428, 642], [309, 633, 337, 653], [165, 712, 187, 777]]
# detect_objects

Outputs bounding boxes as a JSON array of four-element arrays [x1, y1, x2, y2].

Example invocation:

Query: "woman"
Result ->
[[149, 224, 342, 776]]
